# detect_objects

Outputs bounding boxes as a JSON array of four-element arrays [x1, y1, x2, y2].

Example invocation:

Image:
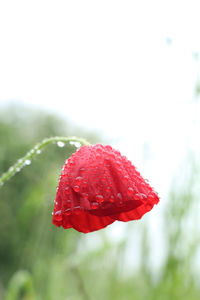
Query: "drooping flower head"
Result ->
[[52, 144, 159, 233]]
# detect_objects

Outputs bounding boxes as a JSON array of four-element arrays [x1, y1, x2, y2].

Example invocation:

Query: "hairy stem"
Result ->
[[0, 136, 90, 188]]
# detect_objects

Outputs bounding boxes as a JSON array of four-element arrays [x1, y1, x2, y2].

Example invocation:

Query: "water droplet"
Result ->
[[91, 202, 99, 209], [52, 210, 62, 221], [8, 166, 14, 172], [74, 185, 80, 192], [51, 212, 54, 216], [73, 206, 81, 215], [109, 195, 115, 203], [127, 187, 134, 196], [134, 193, 142, 200], [75, 176, 83, 185], [116, 193, 123, 206], [148, 194, 155, 200], [65, 187, 70, 194], [37, 149, 41, 154], [123, 175, 129, 181], [57, 141, 65, 148], [16, 167, 21, 172], [117, 193, 122, 200], [55, 201, 58, 205], [69, 161, 75, 166], [25, 159, 31, 165], [82, 181, 87, 188], [70, 141, 81, 148], [140, 193, 147, 200], [105, 145, 112, 151], [64, 208, 71, 216], [64, 208, 71, 215], [106, 187, 111, 194], [82, 193, 89, 199], [95, 195, 104, 203]]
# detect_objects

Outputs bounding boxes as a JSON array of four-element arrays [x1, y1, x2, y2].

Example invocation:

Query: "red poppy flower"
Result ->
[[52, 144, 159, 233]]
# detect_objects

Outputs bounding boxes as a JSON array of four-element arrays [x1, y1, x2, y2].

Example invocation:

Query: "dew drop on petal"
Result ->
[[82, 181, 87, 188], [123, 175, 129, 182], [148, 193, 158, 201], [64, 208, 71, 215], [82, 193, 89, 199], [54, 210, 62, 221], [65, 187, 70, 195], [140, 193, 147, 200], [91, 202, 99, 209], [75, 176, 83, 185], [80, 168, 85, 173], [109, 195, 115, 203], [105, 145, 112, 151], [105, 187, 111, 195], [134, 193, 142, 200], [73, 206, 81, 215], [95, 195, 104, 203], [127, 187, 134, 196], [117, 193, 122, 200], [116, 193, 123, 206], [74, 185, 80, 192]]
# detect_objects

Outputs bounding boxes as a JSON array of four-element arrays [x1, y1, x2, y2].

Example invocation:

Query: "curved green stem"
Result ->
[[0, 136, 90, 188]]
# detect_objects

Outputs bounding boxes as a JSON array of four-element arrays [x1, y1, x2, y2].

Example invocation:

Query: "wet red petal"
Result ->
[[52, 144, 159, 233]]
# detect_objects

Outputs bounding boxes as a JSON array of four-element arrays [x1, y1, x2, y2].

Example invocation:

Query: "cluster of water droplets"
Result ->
[[52, 142, 159, 222], [56, 140, 82, 149], [0, 136, 89, 189]]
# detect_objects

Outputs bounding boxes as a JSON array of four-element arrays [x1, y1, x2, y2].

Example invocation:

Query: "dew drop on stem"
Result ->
[[57, 141, 65, 148], [25, 159, 31, 165]]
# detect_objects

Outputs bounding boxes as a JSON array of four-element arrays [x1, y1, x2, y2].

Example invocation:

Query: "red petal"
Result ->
[[52, 144, 159, 233]]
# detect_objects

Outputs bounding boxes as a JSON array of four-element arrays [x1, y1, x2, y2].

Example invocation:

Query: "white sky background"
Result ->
[[0, 0, 200, 267]]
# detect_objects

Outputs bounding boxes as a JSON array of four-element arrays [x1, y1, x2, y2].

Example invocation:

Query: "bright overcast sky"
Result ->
[[0, 0, 200, 204]]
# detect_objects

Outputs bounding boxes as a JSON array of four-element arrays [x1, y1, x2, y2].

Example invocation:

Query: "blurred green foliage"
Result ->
[[0, 103, 199, 300]]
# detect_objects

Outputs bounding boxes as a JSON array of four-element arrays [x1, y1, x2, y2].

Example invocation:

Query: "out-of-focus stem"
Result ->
[[70, 265, 91, 300]]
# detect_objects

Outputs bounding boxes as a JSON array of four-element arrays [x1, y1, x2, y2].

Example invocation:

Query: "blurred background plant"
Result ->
[[0, 103, 199, 300]]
